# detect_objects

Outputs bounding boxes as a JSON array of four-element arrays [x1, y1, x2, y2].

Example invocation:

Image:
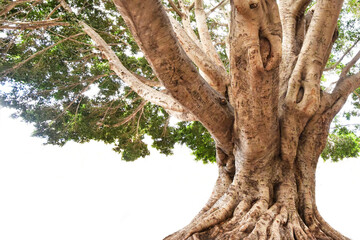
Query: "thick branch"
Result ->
[[113, 0, 234, 152], [194, 0, 224, 68], [169, 16, 228, 94], [330, 72, 360, 103], [280, 0, 344, 167], [0, 19, 69, 30], [278, 0, 313, 102], [59, 1, 188, 115], [80, 23, 186, 113], [284, 0, 344, 117], [178, 0, 200, 45]]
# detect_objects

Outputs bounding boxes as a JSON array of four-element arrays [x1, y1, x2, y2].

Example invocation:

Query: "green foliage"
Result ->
[[0, 0, 359, 164], [176, 122, 216, 164], [322, 127, 360, 162]]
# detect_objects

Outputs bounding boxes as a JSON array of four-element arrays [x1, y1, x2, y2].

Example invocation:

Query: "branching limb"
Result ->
[[330, 71, 360, 104], [46, 3, 62, 19], [321, 56, 360, 112], [278, 0, 313, 101], [113, 0, 234, 153], [0, 0, 42, 16], [168, 0, 183, 17], [177, 0, 201, 44], [1, 32, 85, 77], [340, 49, 360, 79], [48, 30, 93, 46], [0, 19, 69, 30], [59, 0, 192, 116], [283, 0, 344, 117], [80, 23, 186, 113], [278, 0, 312, 57], [285, 0, 343, 110], [169, 16, 229, 94], [206, 0, 229, 17], [325, 38, 360, 71], [194, 0, 224, 68], [133, 74, 162, 88], [112, 100, 148, 127]]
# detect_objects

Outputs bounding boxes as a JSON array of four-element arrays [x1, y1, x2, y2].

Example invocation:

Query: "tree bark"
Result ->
[[109, 0, 355, 239], [2, 0, 358, 239]]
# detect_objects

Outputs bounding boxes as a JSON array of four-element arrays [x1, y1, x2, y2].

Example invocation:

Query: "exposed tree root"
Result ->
[[164, 183, 349, 240]]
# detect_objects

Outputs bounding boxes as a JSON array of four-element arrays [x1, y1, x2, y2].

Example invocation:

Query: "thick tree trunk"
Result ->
[[110, 0, 356, 239], [164, 127, 349, 240], [2, 0, 360, 238]]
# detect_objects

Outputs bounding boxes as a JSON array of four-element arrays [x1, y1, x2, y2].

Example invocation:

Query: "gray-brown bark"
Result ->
[[110, 0, 356, 239], [3, 0, 360, 239]]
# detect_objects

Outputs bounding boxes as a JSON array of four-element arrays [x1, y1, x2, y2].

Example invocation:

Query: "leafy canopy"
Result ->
[[0, 0, 359, 163]]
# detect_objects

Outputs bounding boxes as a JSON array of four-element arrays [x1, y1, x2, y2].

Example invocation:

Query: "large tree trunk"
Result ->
[[164, 100, 349, 240], [2, 0, 360, 238], [110, 0, 359, 239]]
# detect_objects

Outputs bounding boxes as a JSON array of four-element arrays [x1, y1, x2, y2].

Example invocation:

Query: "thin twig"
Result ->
[[325, 39, 360, 71], [1, 32, 85, 77], [48, 30, 93, 46], [54, 74, 106, 122], [206, 0, 228, 16], [136, 104, 145, 137], [0, 0, 41, 16], [46, 3, 62, 19], [340, 49, 360, 79], [112, 100, 147, 127], [168, 0, 183, 17]]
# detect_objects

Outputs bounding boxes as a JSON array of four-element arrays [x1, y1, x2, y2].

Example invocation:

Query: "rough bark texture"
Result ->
[[6, 0, 358, 239], [3, 0, 360, 236], [108, 0, 358, 239]]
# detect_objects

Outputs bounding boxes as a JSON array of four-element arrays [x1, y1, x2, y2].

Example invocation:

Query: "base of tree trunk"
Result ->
[[165, 157, 349, 240]]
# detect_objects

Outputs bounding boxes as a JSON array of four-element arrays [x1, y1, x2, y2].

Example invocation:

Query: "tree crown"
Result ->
[[0, 0, 359, 163]]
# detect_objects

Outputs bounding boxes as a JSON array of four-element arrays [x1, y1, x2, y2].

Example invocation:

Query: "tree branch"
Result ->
[[47, 30, 93, 46], [324, 38, 360, 71], [59, 0, 188, 115], [0, 0, 41, 16], [177, 0, 200, 44], [169, 16, 228, 94], [284, 0, 344, 117], [194, 0, 224, 68], [168, 0, 183, 17], [1, 32, 85, 77], [46, 3, 62, 19], [206, 0, 229, 16], [133, 74, 162, 88], [112, 100, 148, 127], [340, 49, 360, 79], [330, 72, 360, 104], [113, 0, 234, 152], [0, 19, 69, 30]]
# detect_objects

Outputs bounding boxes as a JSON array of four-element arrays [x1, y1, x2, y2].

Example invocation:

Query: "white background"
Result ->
[[0, 107, 359, 240]]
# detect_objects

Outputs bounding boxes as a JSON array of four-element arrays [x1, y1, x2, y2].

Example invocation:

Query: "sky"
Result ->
[[0, 106, 359, 240]]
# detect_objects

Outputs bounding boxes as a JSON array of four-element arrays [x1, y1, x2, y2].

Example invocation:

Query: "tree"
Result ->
[[1, 0, 360, 239]]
